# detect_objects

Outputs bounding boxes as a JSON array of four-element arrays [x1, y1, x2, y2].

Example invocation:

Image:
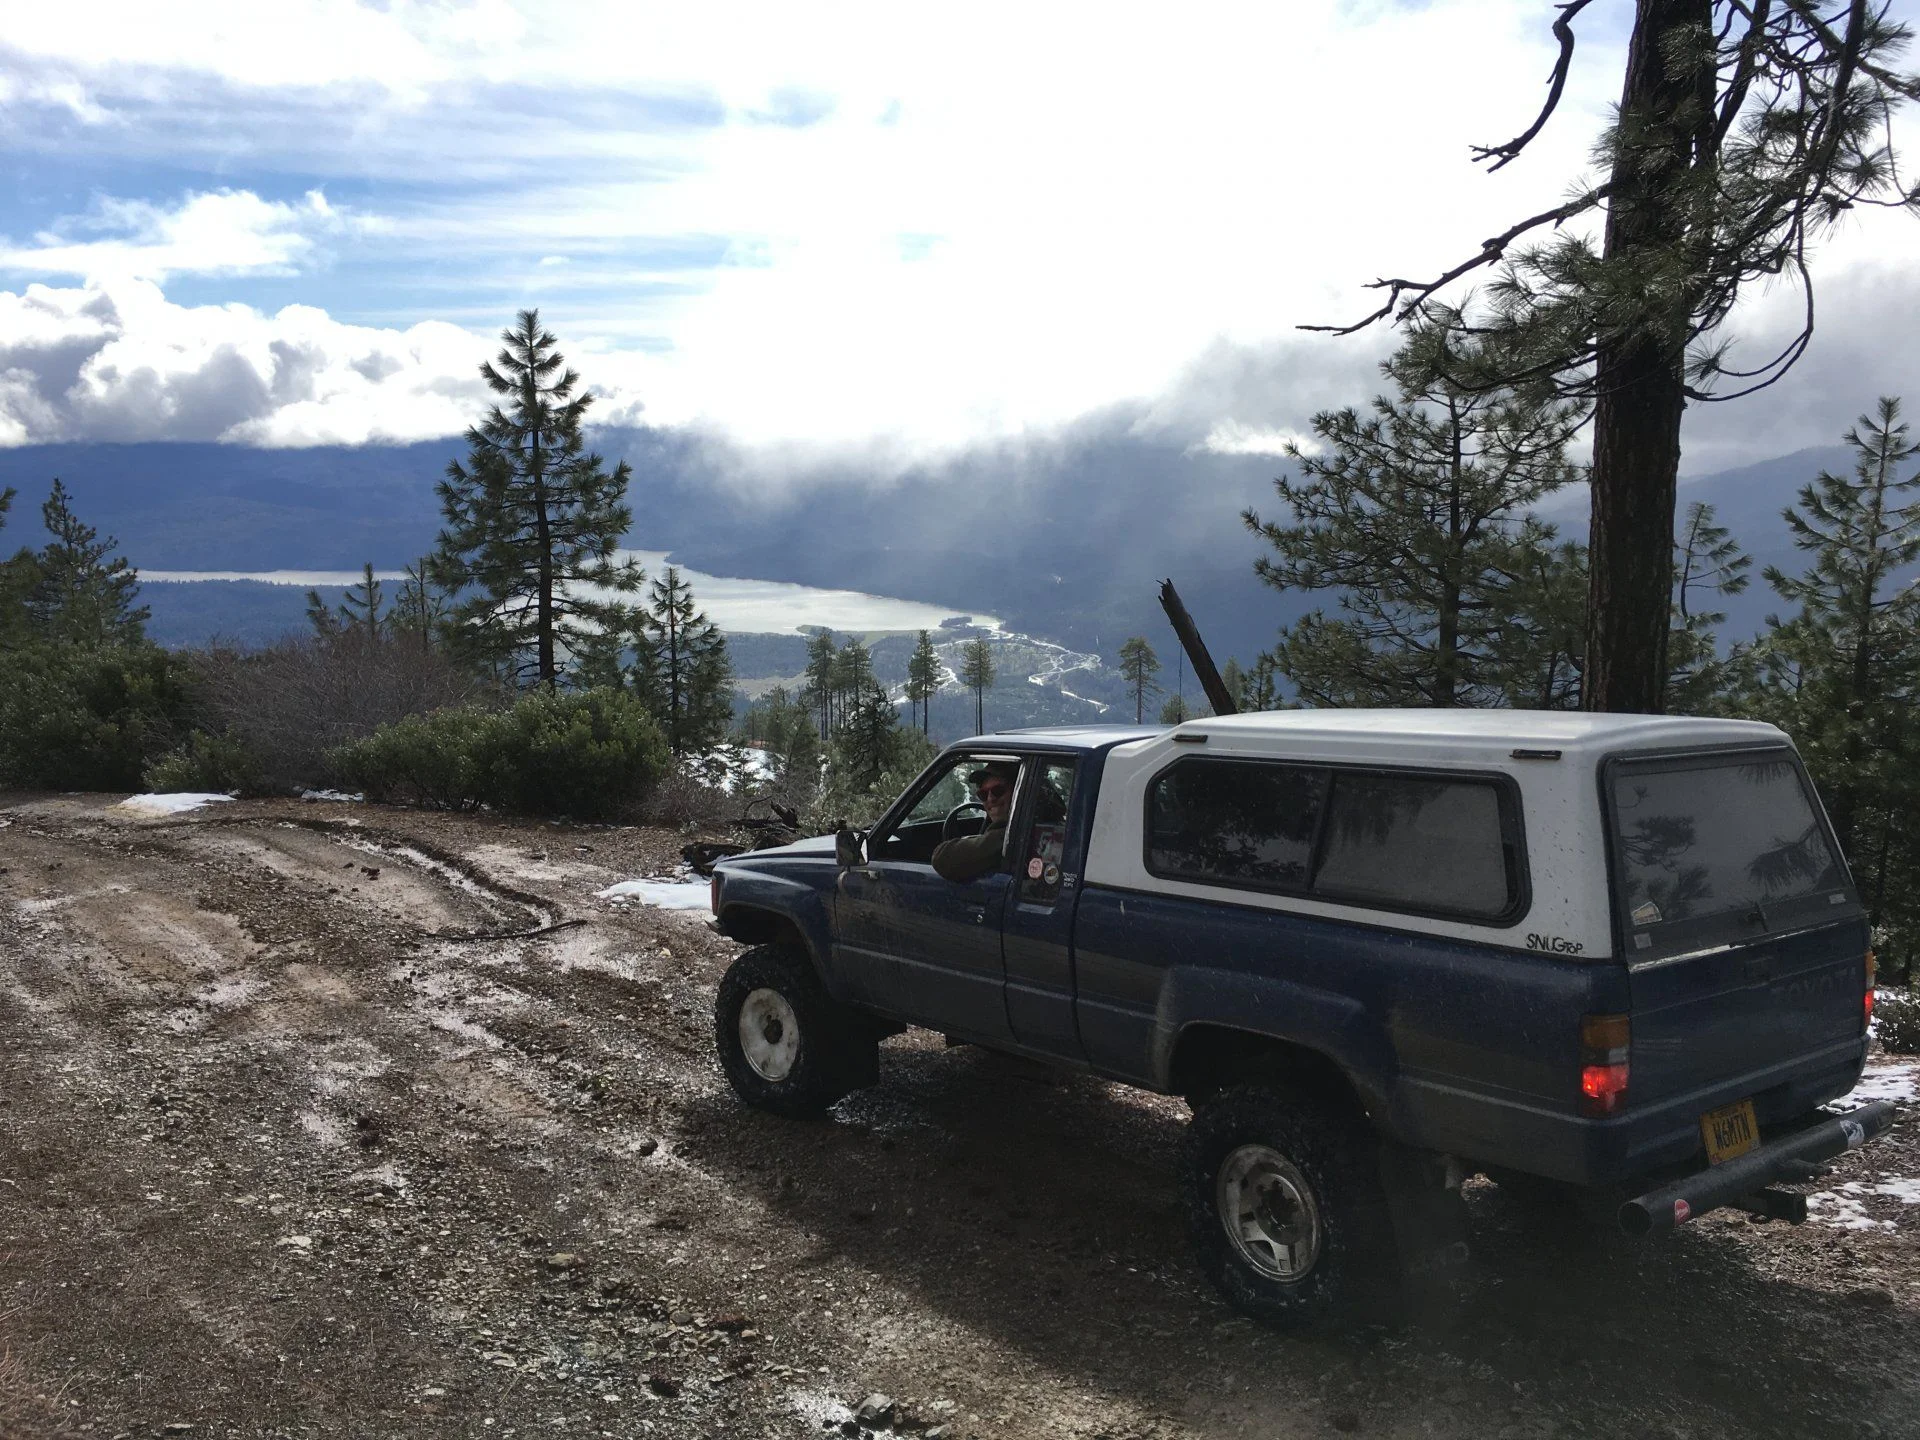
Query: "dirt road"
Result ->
[[3, 794, 1917, 1440]]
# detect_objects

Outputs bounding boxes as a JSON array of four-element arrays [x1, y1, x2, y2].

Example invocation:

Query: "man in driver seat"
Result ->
[[931, 762, 1015, 883]]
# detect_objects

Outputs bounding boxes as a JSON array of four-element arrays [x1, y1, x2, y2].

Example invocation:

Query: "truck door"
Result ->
[[1002, 757, 1087, 1058], [834, 751, 1017, 1044]]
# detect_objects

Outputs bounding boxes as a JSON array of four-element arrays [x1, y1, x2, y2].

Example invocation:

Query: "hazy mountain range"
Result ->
[[0, 426, 1860, 685]]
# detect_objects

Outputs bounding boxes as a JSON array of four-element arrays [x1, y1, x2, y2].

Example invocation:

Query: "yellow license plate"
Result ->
[[1701, 1099, 1759, 1165]]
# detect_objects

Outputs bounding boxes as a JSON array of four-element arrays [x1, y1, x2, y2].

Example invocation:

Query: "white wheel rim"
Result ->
[[1217, 1143, 1323, 1282], [738, 987, 801, 1082]]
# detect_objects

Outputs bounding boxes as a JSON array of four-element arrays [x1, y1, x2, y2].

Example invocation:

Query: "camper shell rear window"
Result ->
[[1605, 747, 1858, 959]]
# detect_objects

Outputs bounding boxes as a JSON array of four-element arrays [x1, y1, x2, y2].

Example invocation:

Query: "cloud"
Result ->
[[1192, 421, 1318, 458], [0, 2, 1913, 463], [0, 278, 491, 444], [0, 189, 366, 282]]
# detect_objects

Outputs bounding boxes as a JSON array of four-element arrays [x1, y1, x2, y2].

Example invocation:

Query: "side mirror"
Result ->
[[834, 828, 866, 867]]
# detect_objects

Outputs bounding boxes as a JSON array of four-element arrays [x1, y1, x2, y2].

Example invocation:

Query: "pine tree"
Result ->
[[0, 487, 38, 650], [959, 638, 996, 733], [1243, 332, 1582, 707], [1117, 636, 1163, 723], [802, 630, 837, 740], [1219, 657, 1247, 712], [1247, 656, 1282, 711], [1752, 399, 1920, 866], [636, 566, 734, 757], [339, 563, 385, 644], [832, 639, 873, 730], [26, 479, 149, 647], [1318, 3, 1919, 712], [1668, 502, 1752, 710], [906, 630, 941, 734], [1488, 539, 1589, 710], [1159, 694, 1195, 725], [393, 556, 446, 654], [304, 588, 342, 640], [432, 310, 644, 688], [835, 681, 902, 790]]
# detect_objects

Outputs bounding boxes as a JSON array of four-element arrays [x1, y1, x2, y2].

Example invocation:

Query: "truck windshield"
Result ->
[[1608, 750, 1853, 954]]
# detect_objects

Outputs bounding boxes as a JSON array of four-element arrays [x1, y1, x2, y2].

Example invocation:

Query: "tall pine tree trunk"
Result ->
[[1581, 0, 1709, 715], [532, 423, 555, 689]]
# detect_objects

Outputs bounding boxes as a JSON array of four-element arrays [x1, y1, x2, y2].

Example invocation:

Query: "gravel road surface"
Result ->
[[2, 794, 1916, 1440]]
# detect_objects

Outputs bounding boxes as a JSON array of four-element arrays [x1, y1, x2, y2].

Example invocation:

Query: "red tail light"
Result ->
[[1865, 949, 1877, 1030], [1580, 1013, 1630, 1117]]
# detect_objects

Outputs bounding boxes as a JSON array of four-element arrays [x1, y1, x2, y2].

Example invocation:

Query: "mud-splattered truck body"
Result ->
[[708, 711, 1891, 1324]]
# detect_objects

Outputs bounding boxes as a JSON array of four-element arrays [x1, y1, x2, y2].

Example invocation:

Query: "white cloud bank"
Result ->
[[0, 279, 487, 445], [0, 1, 1914, 465], [0, 189, 372, 283]]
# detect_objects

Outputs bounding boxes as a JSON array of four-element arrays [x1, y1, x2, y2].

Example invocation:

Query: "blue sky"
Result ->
[[1, 0, 1915, 469]]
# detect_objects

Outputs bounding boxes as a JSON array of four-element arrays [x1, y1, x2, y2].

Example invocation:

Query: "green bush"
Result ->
[[144, 728, 266, 796], [330, 705, 493, 810], [1876, 989, 1920, 1056], [0, 643, 194, 791], [331, 688, 669, 820]]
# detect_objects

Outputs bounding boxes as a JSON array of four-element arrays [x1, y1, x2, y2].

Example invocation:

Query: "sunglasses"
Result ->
[[977, 781, 1012, 801]]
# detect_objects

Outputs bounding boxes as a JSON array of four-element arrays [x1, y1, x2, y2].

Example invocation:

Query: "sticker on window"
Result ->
[[1631, 900, 1662, 926]]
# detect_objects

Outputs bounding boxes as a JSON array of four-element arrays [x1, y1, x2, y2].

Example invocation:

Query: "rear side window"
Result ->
[[1315, 773, 1516, 919], [1609, 751, 1851, 950], [1148, 761, 1326, 888], [1146, 759, 1522, 923]]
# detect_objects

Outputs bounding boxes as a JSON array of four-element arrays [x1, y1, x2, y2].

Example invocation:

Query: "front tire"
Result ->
[[1182, 1085, 1393, 1328], [714, 945, 875, 1117]]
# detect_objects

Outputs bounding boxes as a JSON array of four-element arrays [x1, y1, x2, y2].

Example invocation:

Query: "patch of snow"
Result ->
[[1845, 1061, 1918, 1107], [300, 789, 364, 802], [116, 793, 233, 817], [1873, 1176, 1920, 1204], [1805, 1189, 1894, 1232], [787, 1390, 854, 1430], [596, 878, 712, 911]]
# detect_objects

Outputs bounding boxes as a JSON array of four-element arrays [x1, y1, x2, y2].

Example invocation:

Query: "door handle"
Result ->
[[966, 906, 987, 924]]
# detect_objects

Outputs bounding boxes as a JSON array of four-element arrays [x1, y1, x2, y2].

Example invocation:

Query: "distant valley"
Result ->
[[0, 428, 1864, 734]]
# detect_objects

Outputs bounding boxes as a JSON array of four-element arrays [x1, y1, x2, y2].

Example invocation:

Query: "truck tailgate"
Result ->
[[1627, 918, 1867, 1107]]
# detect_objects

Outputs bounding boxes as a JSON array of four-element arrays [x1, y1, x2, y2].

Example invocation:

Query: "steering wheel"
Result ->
[[942, 801, 987, 841]]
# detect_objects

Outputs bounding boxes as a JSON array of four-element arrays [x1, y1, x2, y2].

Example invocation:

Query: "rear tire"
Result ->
[[1182, 1085, 1394, 1328], [714, 944, 876, 1118]]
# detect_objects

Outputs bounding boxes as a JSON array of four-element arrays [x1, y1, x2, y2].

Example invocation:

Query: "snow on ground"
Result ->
[[1806, 1187, 1897, 1232], [300, 789, 365, 802], [596, 878, 712, 911], [1848, 1059, 1919, 1107], [116, 793, 235, 817], [1807, 1177, 1920, 1232]]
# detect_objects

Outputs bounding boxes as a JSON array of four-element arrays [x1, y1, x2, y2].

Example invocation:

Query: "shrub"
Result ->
[[187, 634, 492, 793], [1876, 989, 1920, 1056], [332, 688, 669, 821], [480, 689, 671, 820], [144, 728, 266, 796], [330, 705, 495, 811], [0, 642, 194, 791], [638, 770, 733, 829]]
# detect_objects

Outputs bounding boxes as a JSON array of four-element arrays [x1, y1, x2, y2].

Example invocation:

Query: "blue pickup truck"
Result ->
[[707, 711, 1892, 1325]]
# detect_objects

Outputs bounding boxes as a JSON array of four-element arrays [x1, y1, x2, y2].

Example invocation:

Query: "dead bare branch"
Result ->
[[1473, 0, 1599, 171]]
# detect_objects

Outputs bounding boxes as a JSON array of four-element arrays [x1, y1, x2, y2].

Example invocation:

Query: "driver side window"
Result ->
[[873, 754, 984, 862]]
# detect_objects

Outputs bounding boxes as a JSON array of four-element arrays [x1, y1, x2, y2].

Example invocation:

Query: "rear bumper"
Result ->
[[1619, 1101, 1895, 1236], [1395, 1036, 1868, 1186]]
